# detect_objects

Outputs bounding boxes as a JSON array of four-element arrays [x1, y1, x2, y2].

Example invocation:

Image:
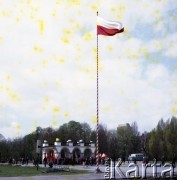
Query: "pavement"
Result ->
[[0, 174, 105, 180], [0, 162, 177, 180]]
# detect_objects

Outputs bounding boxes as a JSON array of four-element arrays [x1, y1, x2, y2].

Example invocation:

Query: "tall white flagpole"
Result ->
[[96, 11, 101, 172]]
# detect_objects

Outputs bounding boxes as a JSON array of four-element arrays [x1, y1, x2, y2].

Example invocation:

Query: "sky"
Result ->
[[0, 0, 177, 139]]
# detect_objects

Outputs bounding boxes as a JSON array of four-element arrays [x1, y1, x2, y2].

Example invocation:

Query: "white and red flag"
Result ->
[[97, 16, 124, 36]]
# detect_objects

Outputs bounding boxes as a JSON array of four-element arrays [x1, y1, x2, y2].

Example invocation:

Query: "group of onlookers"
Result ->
[[42, 156, 96, 168], [7, 157, 29, 165]]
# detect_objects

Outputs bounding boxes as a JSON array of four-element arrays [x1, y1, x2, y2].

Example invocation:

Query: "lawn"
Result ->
[[0, 164, 89, 177]]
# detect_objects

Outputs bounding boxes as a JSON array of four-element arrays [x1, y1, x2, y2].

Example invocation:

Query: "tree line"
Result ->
[[0, 117, 176, 163]]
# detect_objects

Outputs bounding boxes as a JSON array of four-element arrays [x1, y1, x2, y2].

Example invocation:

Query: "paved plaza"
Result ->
[[0, 162, 177, 180]]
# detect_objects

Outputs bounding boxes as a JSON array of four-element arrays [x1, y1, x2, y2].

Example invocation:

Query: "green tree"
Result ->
[[107, 130, 119, 158], [56, 123, 69, 142], [117, 124, 132, 159], [148, 130, 161, 160], [130, 122, 141, 153], [148, 117, 177, 161], [56, 120, 85, 143], [98, 124, 109, 154], [81, 122, 91, 143], [116, 123, 141, 159], [67, 121, 83, 142], [40, 127, 55, 145], [164, 117, 177, 160], [23, 133, 36, 159]]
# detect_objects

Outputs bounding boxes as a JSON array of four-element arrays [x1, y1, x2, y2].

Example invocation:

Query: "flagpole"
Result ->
[[95, 13, 123, 173], [96, 11, 101, 172]]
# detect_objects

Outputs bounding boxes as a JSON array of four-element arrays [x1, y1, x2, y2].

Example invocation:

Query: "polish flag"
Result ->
[[97, 16, 124, 36]]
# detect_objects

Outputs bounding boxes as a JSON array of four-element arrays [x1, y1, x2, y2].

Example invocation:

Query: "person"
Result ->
[[26, 156, 29, 165], [122, 157, 125, 164], [43, 157, 47, 167], [161, 156, 165, 166], [82, 158, 86, 167], [48, 157, 53, 168], [153, 158, 157, 164], [143, 156, 148, 165], [172, 156, 176, 168], [172, 155, 176, 177], [85, 157, 89, 167], [9, 157, 12, 164], [89, 157, 93, 166]]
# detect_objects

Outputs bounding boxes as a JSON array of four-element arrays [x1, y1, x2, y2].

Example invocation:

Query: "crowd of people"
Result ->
[[42, 156, 96, 168], [1, 154, 175, 170], [7, 157, 29, 165]]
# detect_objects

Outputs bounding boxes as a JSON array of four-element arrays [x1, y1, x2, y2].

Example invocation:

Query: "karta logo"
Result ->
[[104, 158, 176, 179]]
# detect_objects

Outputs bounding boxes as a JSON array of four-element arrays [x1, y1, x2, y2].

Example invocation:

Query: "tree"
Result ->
[[131, 121, 139, 136], [141, 131, 150, 156], [67, 121, 83, 142], [81, 122, 91, 143], [56, 123, 69, 142], [90, 130, 96, 142], [107, 130, 119, 158], [116, 123, 141, 159], [89, 124, 109, 155], [56, 120, 86, 143], [117, 124, 132, 159], [148, 130, 161, 160], [130, 122, 141, 153], [23, 133, 36, 159], [98, 124, 109, 154], [0, 139, 8, 162], [164, 117, 177, 160], [148, 117, 177, 161], [0, 134, 5, 141], [40, 127, 55, 144]]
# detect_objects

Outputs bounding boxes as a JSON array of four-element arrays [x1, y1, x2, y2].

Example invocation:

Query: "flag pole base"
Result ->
[[95, 167, 102, 173]]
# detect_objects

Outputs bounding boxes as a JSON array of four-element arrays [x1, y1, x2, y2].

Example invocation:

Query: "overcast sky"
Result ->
[[0, 0, 177, 139]]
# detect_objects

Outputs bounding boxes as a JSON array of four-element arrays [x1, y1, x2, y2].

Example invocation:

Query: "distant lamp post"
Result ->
[[36, 127, 41, 171], [141, 133, 147, 156]]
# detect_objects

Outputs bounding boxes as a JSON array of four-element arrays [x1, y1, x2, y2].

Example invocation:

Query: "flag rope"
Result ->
[[96, 11, 100, 171]]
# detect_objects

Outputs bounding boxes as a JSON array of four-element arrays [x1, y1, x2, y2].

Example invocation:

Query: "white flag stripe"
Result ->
[[97, 16, 123, 30]]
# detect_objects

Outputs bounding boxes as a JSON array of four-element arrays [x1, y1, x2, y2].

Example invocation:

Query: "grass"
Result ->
[[0, 164, 89, 177]]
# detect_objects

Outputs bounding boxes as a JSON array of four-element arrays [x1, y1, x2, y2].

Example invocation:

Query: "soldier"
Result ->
[[43, 156, 47, 167]]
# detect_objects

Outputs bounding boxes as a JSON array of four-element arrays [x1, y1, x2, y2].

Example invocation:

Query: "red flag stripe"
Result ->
[[97, 25, 124, 36]]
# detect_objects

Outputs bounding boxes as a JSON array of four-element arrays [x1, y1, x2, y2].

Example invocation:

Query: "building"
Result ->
[[42, 138, 96, 164], [118, 123, 131, 128]]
